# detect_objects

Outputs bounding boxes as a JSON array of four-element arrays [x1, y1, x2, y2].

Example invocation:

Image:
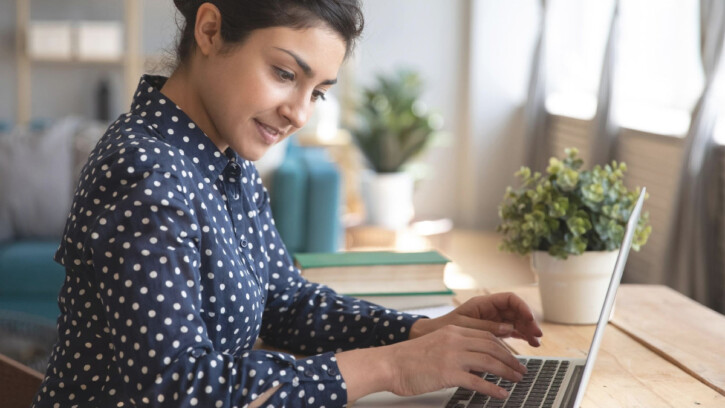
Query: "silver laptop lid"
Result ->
[[570, 188, 646, 407]]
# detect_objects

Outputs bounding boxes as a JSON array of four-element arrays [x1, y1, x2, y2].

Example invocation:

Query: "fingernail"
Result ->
[[515, 372, 523, 381], [499, 389, 509, 399], [519, 363, 527, 373]]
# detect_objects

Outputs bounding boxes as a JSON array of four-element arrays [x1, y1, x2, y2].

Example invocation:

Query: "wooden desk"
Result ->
[[312, 230, 725, 406], [469, 284, 725, 407]]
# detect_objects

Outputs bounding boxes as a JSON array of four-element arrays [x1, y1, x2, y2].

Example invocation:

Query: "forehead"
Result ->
[[243, 26, 346, 75]]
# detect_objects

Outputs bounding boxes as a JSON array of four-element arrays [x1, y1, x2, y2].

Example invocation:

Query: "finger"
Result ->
[[454, 316, 541, 349], [513, 320, 543, 347], [481, 293, 544, 341], [489, 293, 537, 323], [460, 335, 526, 375], [451, 328, 526, 374], [462, 351, 524, 384], [505, 328, 542, 347], [514, 315, 543, 340], [456, 372, 510, 400], [454, 315, 516, 337]]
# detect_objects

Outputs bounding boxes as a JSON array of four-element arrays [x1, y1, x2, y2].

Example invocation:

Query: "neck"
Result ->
[[159, 67, 228, 152]]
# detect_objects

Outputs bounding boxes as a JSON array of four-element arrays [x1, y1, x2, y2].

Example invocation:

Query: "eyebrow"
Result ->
[[273, 47, 338, 86]]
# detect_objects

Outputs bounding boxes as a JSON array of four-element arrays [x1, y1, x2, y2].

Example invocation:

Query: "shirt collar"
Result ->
[[129, 74, 242, 181]]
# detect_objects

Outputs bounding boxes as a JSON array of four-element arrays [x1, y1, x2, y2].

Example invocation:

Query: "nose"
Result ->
[[280, 93, 312, 129]]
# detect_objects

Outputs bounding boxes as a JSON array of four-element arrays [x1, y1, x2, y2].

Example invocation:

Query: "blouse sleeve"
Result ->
[[253, 168, 424, 355], [83, 158, 346, 407]]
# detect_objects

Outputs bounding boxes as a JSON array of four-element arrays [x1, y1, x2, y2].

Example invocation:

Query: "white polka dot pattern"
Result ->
[[31, 75, 421, 408]]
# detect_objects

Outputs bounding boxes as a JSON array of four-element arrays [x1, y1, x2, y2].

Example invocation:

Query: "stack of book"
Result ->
[[294, 250, 453, 310]]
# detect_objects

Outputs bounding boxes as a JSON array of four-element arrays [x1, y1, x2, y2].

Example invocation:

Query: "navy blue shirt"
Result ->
[[33, 75, 421, 408]]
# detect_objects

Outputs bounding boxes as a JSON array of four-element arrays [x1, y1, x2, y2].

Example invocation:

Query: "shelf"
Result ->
[[26, 56, 125, 65], [15, 0, 143, 126]]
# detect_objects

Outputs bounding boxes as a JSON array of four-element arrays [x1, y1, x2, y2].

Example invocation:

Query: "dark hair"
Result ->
[[173, 0, 364, 68]]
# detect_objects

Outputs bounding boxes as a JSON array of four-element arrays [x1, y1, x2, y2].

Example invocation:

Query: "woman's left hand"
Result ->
[[408, 292, 543, 347]]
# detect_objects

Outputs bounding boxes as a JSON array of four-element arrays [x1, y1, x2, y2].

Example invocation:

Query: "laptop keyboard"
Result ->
[[444, 358, 569, 408]]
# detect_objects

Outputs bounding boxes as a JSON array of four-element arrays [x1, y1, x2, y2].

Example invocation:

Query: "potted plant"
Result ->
[[351, 69, 443, 229], [497, 148, 652, 324]]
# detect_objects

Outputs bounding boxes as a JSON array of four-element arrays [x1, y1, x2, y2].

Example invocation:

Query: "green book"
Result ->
[[294, 250, 451, 295], [294, 250, 450, 268], [352, 289, 455, 310]]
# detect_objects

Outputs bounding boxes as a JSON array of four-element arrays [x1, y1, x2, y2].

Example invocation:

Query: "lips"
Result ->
[[254, 119, 281, 145]]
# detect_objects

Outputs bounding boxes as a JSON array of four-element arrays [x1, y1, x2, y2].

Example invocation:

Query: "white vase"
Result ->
[[360, 170, 414, 230], [531, 250, 619, 325]]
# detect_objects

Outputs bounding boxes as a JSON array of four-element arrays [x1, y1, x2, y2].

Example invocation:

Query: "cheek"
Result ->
[[242, 75, 288, 113], [202, 70, 251, 132]]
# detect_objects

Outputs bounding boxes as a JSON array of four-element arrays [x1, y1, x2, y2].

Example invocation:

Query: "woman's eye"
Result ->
[[312, 91, 327, 102], [274, 67, 294, 81]]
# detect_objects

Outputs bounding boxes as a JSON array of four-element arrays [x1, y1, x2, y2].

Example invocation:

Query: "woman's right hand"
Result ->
[[337, 324, 528, 402], [384, 324, 527, 399]]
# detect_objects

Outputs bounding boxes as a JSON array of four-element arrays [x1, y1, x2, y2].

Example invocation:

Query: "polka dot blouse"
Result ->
[[33, 75, 422, 408]]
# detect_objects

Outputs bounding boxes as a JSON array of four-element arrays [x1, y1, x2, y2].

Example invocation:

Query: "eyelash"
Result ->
[[273, 67, 327, 102]]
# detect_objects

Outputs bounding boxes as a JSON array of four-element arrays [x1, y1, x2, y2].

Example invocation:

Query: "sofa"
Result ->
[[0, 123, 343, 322], [0, 118, 105, 322]]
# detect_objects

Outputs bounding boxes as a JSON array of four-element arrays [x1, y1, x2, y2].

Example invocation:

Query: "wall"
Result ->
[[464, 0, 540, 229], [0, 0, 17, 125], [0, 0, 178, 125], [0, 0, 540, 230], [352, 0, 468, 223], [353, 0, 538, 229]]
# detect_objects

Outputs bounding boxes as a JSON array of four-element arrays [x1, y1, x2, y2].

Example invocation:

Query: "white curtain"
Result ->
[[665, 0, 725, 313], [613, 0, 703, 136], [545, 0, 615, 120], [523, 0, 550, 173], [589, 0, 620, 166]]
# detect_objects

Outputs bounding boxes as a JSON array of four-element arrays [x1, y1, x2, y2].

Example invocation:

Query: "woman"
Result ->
[[33, 1, 542, 407]]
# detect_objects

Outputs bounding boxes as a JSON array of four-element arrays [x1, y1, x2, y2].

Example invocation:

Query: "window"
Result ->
[[545, 0, 615, 119], [613, 0, 703, 136], [546, 0, 704, 136]]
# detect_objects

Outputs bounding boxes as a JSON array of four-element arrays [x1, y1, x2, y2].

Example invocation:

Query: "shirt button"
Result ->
[[304, 369, 314, 377], [326, 367, 337, 376], [240, 239, 248, 248], [191, 349, 204, 358]]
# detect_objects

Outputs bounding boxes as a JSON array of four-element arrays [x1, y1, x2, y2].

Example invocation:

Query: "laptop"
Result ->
[[355, 188, 646, 408]]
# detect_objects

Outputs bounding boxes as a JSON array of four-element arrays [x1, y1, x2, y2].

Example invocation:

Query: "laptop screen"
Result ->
[[571, 188, 647, 407]]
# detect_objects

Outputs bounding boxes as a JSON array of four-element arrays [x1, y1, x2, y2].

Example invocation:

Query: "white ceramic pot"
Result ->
[[531, 250, 619, 325], [360, 170, 414, 230]]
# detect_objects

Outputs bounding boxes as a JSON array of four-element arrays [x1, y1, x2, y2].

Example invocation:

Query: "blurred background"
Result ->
[[0, 0, 723, 333]]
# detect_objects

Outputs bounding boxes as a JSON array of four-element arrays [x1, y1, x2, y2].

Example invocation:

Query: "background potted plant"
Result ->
[[497, 148, 652, 324], [351, 69, 443, 229]]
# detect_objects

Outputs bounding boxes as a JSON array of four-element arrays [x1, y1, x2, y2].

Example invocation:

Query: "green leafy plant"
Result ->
[[351, 69, 443, 173], [497, 148, 652, 259]]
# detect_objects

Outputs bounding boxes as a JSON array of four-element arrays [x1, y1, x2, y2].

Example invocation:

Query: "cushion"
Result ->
[[71, 121, 105, 182], [0, 117, 81, 240]]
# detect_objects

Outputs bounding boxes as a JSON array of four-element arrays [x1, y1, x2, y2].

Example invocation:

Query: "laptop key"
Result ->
[[470, 392, 489, 404]]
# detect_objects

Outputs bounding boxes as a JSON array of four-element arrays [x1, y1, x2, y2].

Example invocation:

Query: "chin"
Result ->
[[236, 146, 267, 162]]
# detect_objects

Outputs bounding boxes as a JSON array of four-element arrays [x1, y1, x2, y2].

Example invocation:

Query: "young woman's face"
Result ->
[[197, 26, 347, 161]]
